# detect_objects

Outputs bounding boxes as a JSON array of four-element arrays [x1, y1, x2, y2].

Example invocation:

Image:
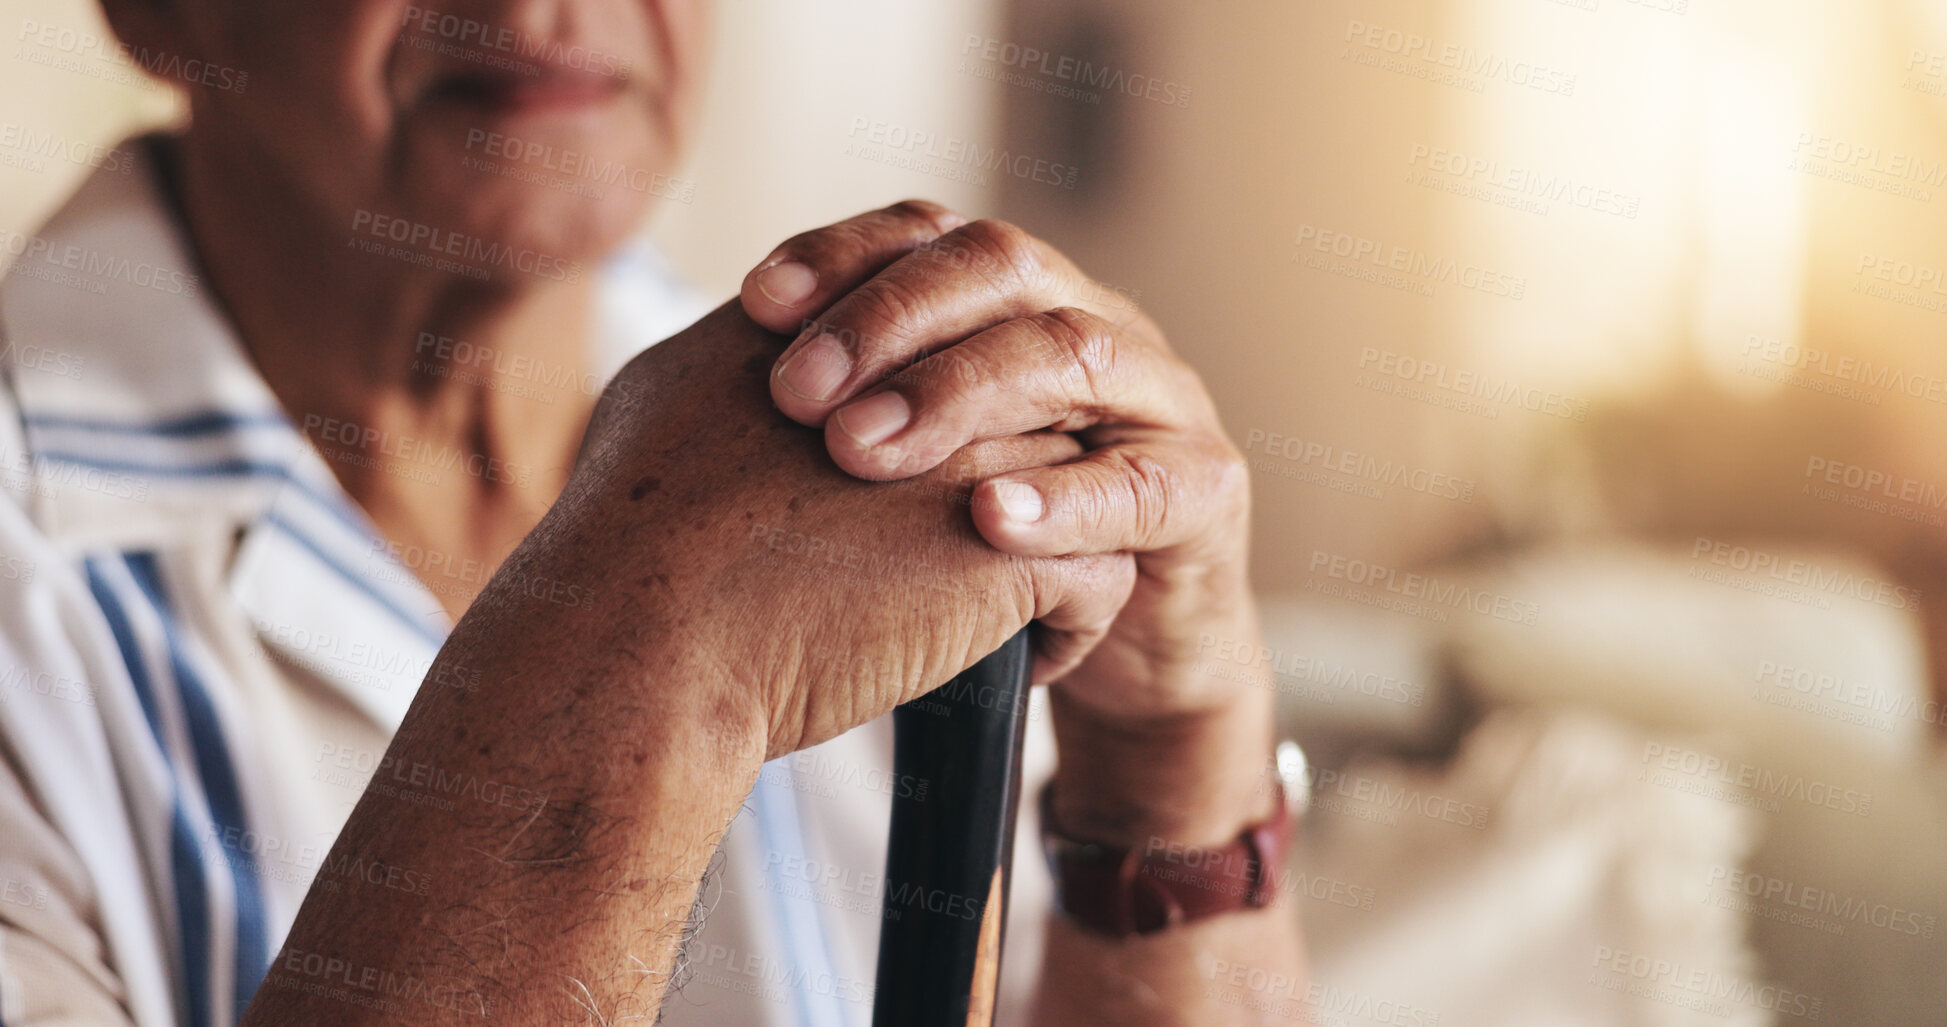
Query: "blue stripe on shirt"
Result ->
[[124, 552, 273, 1023], [28, 447, 444, 648], [84, 557, 215, 1027], [261, 511, 445, 648], [26, 446, 384, 546], [24, 410, 290, 437]]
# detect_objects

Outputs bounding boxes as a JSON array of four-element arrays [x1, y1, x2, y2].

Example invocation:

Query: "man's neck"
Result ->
[[162, 131, 607, 614]]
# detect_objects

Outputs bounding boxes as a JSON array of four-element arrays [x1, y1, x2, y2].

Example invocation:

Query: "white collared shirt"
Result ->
[[0, 147, 1051, 1027]]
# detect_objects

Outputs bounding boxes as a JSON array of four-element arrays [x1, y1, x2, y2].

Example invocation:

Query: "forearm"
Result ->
[[242, 550, 761, 1024], [1032, 621, 1306, 1026], [1035, 906, 1305, 1026]]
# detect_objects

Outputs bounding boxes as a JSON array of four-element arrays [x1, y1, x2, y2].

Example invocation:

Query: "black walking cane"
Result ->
[[873, 629, 1035, 1026]]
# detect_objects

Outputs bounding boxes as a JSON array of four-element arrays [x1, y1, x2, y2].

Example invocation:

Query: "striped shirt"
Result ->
[[0, 147, 1052, 1026]]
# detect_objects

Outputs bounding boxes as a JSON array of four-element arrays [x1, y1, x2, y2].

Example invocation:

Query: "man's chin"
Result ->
[[392, 179, 647, 283]]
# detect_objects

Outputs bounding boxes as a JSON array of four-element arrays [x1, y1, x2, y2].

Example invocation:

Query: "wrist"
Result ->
[[456, 516, 772, 776], [1047, 687, 1276, 849]]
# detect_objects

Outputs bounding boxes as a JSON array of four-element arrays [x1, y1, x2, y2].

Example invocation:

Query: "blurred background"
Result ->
[[7, 0, 1947, 1022]]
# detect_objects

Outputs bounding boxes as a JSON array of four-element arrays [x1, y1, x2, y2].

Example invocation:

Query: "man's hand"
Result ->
[[739, 200, 1274, 844], [566, 299, 1137, 758], [739, 202, 1301, 1027]]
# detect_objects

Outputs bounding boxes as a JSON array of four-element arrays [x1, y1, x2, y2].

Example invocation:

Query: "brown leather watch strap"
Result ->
[[1040, 781, 1292, 936]]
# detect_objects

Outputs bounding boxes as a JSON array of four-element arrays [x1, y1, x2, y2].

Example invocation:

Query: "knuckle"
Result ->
[[840, 278, 929, 355], [884, 199, 964, 236], [1036, 307, 1118, 399], [780, 205, 945, 266], [1111, 447, 1181, 533], [1208, 442, 1251, 514], [910, 346, 990, 402], [769, 232, 847, 275], [950, 218, 1043, 282], [1060, 462, 1122, 524]]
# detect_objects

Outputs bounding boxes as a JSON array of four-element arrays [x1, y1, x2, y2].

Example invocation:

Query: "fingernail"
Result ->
[[993, 481, 1043, 524], [835, 391, 911, 447], [776, 333, 853, 402], [754, 260, 817, 306]]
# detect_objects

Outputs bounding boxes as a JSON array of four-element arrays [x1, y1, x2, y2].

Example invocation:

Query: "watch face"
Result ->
[[1275, 739, 1311, 818]]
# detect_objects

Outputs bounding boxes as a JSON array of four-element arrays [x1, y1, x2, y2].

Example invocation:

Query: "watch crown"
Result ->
[[1275, 739, 1310, 818]]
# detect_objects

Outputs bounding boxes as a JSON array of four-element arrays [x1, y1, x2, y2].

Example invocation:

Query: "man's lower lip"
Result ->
[[437, 77, 623, 112]]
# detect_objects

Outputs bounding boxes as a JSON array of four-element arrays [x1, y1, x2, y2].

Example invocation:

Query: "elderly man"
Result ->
[[0, 0, 1303, 1023]]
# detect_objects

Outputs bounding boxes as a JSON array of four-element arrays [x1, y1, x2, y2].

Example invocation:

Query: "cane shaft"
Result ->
[[873, 630, 1034, 1027]]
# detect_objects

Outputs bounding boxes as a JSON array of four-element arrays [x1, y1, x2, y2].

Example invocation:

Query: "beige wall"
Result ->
[[0, 0, 175, 236], [999, 0, 1947, 591], [651, 0, 1000, 295]]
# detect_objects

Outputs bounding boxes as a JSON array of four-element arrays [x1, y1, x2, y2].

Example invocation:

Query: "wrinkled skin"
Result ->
[[528, 299, 1137, 758]]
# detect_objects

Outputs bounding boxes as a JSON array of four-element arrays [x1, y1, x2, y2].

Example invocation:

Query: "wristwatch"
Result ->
[[1041, 741, 1305, 936]]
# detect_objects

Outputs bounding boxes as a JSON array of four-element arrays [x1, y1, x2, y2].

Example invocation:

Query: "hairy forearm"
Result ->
[[242, 546, 762, 1025], [1033, 617, 1306, 1026]]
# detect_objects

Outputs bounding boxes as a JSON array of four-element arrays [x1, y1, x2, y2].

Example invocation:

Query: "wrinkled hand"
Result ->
[[736, 201, 1262, 764], [549, 300, 1135, 758]]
